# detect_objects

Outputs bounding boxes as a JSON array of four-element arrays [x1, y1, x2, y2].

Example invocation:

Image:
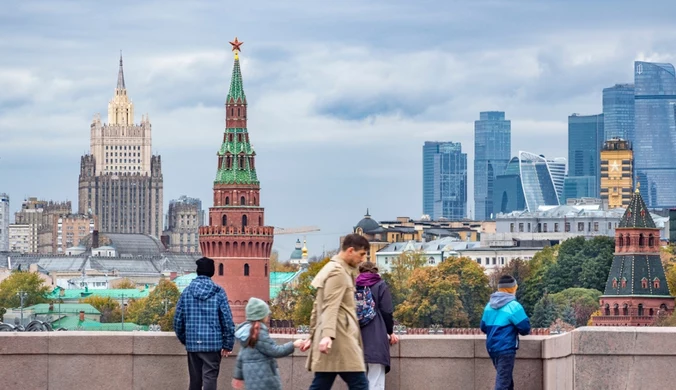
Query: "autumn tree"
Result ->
[[80, 296, 121, 323], [395, 257, 490, 328], [113, 278, 137, 289], [292, 258, 330, 325], [382, 250, 427, 309], [270, 284, 298, 321], [0, 271, 50, 320], [270, 250, 298, 273], [661, 246, 676, 295], [124, 279, 180, 330]]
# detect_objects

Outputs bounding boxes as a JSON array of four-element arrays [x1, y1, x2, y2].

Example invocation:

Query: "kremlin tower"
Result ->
[[199, 38, 274, 323], [592, 185, 674, 326]]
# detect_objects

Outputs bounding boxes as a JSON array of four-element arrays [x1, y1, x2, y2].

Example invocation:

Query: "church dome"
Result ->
[[355, 209, 380, 232], [289, 239, 303, 260]]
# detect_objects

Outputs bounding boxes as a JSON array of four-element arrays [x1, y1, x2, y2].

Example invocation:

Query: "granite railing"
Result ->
[[1, 327, 674, 389]]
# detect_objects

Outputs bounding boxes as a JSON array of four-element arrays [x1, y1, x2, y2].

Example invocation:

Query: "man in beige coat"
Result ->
[[301, 234, 370, 390]]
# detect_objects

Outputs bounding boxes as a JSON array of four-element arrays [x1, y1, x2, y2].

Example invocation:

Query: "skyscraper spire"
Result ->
[[117, 51, 126, 90]]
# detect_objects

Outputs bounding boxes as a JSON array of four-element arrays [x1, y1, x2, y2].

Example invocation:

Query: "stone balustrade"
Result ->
[[0, 327, 674, 389]]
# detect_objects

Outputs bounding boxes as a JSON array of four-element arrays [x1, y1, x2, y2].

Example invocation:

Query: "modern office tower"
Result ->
[[565, 113, 604, 201], [600, 139, 633, 209], [633, 61, 676, 209], [474, 111, 511, 220], [517, 151, 562, 212], [422, 141, 468, 220], [0, 194, 8, 251], [78, 55, 163, 237], [493, 157, 525, 214], [603, 84, 634, 141], [164, 196, 204, 253]]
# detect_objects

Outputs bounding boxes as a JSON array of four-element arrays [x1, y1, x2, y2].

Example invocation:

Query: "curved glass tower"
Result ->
[[518, 151, 560, 211], [633, 61, 676, 209]]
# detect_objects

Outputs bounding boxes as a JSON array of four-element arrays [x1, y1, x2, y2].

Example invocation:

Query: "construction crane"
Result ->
[[273, 226, 320, 235]]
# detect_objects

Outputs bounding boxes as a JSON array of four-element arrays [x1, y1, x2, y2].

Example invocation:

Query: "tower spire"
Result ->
[[227, 38, 246, 103], [117, 51, 126, 89]]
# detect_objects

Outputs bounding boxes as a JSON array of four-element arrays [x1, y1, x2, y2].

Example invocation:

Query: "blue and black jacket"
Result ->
[[480, 292, 531, 355]]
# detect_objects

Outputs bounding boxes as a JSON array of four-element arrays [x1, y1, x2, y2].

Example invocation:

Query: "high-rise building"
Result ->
[[517, 152, 563, 211], [603, 84, 634, 141], [0, 194, 8, 251], [9, 224, 30, 253], [164, 196, 204, 253], [633, 61, 676, 209], [422, 141, 467, 220], [600, 139, 633, 209], [14, 198, 71, 253], [565, 113, 604, 201], [474, 111, 511, 220], [78, 55, 163, 237], [198, 39, 274, 324], [493, 157, 525, 214]]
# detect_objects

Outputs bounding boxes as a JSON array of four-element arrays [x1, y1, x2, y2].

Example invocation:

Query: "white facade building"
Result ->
[[9, 224, 31, 253], [0, 194, 8, 251]]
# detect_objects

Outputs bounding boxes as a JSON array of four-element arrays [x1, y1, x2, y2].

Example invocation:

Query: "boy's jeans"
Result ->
[[490, 353, 515, 390]]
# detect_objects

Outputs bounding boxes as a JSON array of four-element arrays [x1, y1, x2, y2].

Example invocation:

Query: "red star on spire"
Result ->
[[229, 37, 243, 52]]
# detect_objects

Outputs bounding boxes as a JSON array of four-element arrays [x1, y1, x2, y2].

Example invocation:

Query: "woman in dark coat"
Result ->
[[356, 262, 399, 390]]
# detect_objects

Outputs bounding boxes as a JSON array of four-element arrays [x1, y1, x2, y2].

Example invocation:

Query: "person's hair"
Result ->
[[359, 261, 378, 274], [246, 321, 261, 348], [341, 234, 370, 252]]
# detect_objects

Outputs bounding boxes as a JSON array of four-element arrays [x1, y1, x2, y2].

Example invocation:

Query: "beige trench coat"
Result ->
[[305, 256, 366, 373]]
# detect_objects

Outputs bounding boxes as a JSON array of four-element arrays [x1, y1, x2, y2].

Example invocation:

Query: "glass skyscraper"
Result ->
[[603, 84, 635, 141], [474, 111, 511, 220], [422, 141, 468, 220], [493, 157, 525, 214], [518, 152, 562, 211], [566, 113, 604, 200], [633, 61, 676, 209]]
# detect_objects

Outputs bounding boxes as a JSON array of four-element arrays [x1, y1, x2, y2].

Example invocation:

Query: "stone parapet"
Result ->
[[1, 328, 675, 389]]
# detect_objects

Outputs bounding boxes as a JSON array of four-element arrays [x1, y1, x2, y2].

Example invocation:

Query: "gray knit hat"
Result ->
[[498, 275, 517, 289], [245, 298, 270, 321]]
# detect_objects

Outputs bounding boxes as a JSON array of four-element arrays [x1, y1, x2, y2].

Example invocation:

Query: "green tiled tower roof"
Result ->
[[215, 52, 258, 185], [618, 187, 656, 228], [226, 55, 246, 104]]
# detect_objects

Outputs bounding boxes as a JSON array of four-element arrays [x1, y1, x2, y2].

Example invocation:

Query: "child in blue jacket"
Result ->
[[480, 275, 531, 390]]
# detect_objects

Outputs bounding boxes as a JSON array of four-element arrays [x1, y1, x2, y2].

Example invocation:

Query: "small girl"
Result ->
[[232, 298, 304, 390]]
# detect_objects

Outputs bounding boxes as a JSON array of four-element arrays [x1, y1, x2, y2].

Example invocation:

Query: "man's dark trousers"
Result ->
[[490, 353, 515, 390], [187, 352, 221, 390], [309, 372, 369, 390]]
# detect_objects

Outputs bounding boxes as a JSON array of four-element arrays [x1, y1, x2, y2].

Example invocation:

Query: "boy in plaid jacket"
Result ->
[[174, 257, 235, 390]]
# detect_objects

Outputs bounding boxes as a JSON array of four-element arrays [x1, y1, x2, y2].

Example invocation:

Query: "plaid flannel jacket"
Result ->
[[174, 275, 235, 352]]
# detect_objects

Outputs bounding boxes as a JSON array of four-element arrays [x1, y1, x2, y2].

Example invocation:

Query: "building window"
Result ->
[[218, 263, 224, 276], [593, 222, 599, 232], [244, 263, 250, 276], [612, 278, 618, 288], [510, 223, 514, 233], [527, 223, 531, 232], [623, 304, 628, 316], [608, 222, 612, 230], [222, 215, 227, 226], [242, 215, 248, 227], [649, 234, 655, 247], [554, 223, 559, 232], [518, 223, 524, 232], [476, 258, 481, 264], [653, 278, 660, 289], [641, 278, 648, 289], [492, 257, 496, 265], [265, 264, 268, 277], [565, 222, 570, 232], [240, 196, 246, 205], [543, 223, 548, 232], [225, 196, 230, 205], [639, 234, 645, 247], [626, 235, 631, 246], [578, 222, 584, 232], [428, 257, 435, 265], [613, 304, 619, 316], [618, 235, 624, 248], [638, 304, 644, 316]]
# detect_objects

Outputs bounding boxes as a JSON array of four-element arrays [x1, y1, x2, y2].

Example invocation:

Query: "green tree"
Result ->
[[548, 288, 601, 327], [545, 236, 614, 293], [80, 296, 122, 323], [521, 246, 557, 315], [124, 279, 180, 329], [0, 271, 50, 320], [561, 305, 576, 327], [382, 250, 427, 309], [292, 258, 330, 325], [531, 293, 558, 328], [395, 257, 490, 328]]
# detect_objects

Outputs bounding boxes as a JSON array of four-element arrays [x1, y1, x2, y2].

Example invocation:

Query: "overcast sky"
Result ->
[[2, 0, 676, 258]]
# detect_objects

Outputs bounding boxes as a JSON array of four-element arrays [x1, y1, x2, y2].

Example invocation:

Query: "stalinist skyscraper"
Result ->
[[78, 55, 163, 238]]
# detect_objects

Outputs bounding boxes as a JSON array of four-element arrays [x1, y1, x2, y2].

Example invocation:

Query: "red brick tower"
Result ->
[[199, 38, 274, 324], [593, 185, 674, 326]]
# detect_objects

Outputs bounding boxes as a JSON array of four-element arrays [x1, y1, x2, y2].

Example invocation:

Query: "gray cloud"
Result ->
[[2, 0, 676, 258]]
